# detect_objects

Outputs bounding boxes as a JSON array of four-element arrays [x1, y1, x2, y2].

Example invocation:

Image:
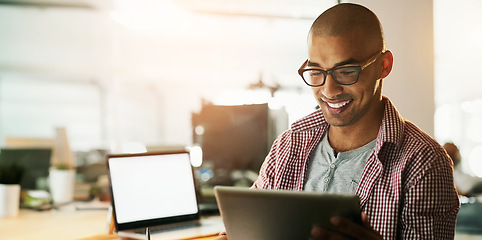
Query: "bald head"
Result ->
[[309, 3, 386, 52], [443, 142, 461, 166]]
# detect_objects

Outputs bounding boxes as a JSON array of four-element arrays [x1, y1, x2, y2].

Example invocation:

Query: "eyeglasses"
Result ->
[[298, 51, 383, 87]]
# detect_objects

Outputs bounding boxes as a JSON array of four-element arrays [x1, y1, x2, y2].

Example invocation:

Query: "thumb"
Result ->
[[361, 212, 373, 229]]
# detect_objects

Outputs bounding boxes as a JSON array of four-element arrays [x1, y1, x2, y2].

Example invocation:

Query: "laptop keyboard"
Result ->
[[134, 221, 202, 234]]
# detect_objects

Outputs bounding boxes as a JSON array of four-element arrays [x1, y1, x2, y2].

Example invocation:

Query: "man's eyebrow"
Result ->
[[307, 58, 359, 69]]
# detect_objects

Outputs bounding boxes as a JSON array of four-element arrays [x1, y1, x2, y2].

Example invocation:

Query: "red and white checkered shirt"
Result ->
[[252, 97, 460, 239]]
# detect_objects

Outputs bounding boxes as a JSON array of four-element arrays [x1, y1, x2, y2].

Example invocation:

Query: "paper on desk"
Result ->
[[75, 199, 110, 211]]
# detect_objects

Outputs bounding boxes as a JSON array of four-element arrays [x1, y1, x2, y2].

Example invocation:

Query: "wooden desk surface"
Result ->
[[0, 203, 219, 240], [0, 207, 109, 240]]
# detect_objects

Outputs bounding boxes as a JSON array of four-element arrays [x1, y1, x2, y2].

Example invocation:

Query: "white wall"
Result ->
[[349, 0, 435, 136], [433, 0, 482, 176]]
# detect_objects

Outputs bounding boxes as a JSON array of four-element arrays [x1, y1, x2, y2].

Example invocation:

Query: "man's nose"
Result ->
[[320, 74, 343, 98]]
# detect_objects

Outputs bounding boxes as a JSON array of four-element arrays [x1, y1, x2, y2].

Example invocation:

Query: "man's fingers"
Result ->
[[311, 225, 346, 240], [330, 216, 381, 240], [361, 212, 372, 229]]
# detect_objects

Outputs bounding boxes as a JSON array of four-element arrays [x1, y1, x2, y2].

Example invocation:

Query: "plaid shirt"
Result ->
[[252, 97, 459, 239]]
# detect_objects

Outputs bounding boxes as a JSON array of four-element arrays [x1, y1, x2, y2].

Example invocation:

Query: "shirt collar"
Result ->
[[291, 108, 327, 132], [376, 97, 405, 149]]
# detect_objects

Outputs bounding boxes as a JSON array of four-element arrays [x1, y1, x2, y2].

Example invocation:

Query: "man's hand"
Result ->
[[310, 213, 382, 240]]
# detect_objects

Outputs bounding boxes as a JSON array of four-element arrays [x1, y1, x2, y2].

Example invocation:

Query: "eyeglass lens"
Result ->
[[302, 67, 360, 86]]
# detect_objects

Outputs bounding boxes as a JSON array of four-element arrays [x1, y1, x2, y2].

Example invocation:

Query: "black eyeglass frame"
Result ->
[[298, 51, 384, 87]]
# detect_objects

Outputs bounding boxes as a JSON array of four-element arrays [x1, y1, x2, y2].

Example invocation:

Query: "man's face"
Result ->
[[307, 34, 383, 128]]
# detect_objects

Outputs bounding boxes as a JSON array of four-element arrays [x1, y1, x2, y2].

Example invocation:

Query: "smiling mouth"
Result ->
[[325, 100, 351, 109]]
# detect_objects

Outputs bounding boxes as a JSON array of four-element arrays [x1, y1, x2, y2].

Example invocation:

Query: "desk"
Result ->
[[0, 207, 110, 240], [3, 204, 480, 240], [0, 203, 218, 240]]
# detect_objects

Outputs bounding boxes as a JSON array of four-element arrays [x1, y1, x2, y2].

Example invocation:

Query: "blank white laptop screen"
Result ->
[[108, 152, 198, 224]]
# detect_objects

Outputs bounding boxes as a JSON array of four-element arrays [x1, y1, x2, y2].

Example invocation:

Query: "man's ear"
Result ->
[[380, 50, 393, 78]]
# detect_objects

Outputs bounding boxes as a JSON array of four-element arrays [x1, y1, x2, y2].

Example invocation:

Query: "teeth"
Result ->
[[327, 100, 350, 109]]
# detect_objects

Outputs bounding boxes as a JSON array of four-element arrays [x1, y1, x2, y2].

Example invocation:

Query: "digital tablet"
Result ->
[[214, 186, 361, 240]]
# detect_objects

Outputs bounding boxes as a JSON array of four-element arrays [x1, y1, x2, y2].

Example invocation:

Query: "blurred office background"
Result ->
[[1, 0, 482, 222]]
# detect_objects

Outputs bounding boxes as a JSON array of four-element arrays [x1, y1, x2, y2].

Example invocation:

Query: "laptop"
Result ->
[[214, 186, 361, 240], [106, 151, 225, 240]]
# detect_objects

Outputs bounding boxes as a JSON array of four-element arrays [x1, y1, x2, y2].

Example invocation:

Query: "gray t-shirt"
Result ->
[[303, 132, 376, 193]]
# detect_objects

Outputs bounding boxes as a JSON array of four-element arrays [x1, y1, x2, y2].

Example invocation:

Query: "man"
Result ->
[[216, 3, 459, 240], [444, 142, 482, 196]]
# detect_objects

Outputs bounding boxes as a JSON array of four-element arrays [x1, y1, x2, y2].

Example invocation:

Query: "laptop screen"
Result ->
[[107, 151, 199, 230]]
